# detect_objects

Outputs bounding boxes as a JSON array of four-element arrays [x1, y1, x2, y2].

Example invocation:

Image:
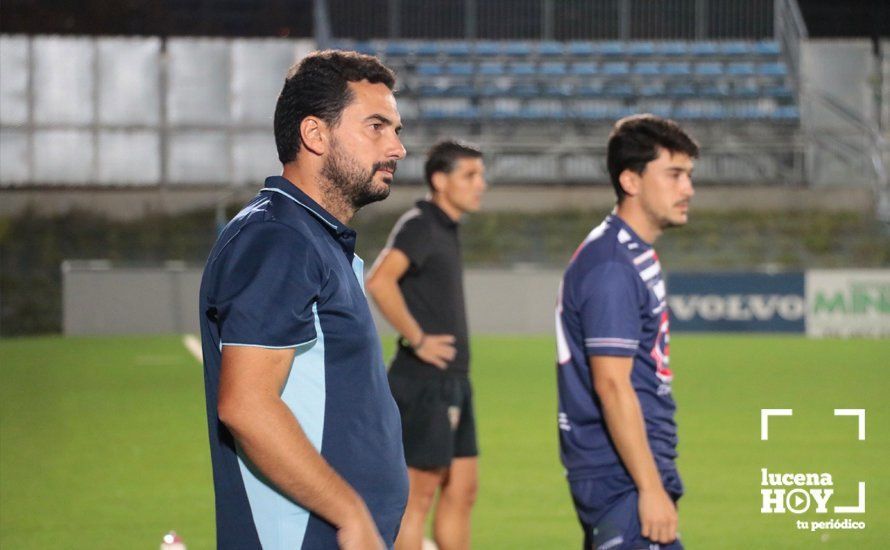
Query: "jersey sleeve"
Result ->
[[386, 213, 432, 268], [579, 262, 644, 357], [214, 221, 322, 348]]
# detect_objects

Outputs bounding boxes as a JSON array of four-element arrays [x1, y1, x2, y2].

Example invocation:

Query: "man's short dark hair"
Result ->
[[424, 140, 483, 191], [607, 114, 699, 202], [274, 50, 396, 164]]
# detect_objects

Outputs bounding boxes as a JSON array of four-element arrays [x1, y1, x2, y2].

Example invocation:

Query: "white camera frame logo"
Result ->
[[760, 409, 866, 515]]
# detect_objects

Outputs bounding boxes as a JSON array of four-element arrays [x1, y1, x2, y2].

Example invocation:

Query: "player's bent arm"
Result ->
[[218, 345, 384, 550], [590, 355, 678, 544], [365, 248, 455, 369]]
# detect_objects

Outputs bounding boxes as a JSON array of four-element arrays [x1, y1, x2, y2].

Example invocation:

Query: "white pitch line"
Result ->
[[182, 334, 203, 363]]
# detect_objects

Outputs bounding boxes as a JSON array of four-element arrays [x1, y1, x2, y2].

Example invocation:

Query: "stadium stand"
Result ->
[[329, 39, 799, 123]]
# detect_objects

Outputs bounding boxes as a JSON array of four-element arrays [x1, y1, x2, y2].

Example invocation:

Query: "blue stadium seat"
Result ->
[[543, 82, 574, 97], [699, 82, 730, 97], [602, 62, 630, 76], [446, 84, 476, 97], [478, 61, 506, 76], [638, 83, 666, 97], [763, 85, 794, 99], [477, 83, 505, 97], [417, 84, 446, 97], [520, 105, 567, 119], [668, 83, 696, 97], [772, 105, 800, 120], [446, 62, 474, 76], [352, 42, 377, 55], [441, 41, 471, 57], [474, 42, 499, 56], [627, 42, 656, 56], [570, 62, 599, 76], [602, 83, 634, 97], [508, 83, 539, 97], [416, 62, 444, 76], [726, 62, 756, 76], [509, 62, 536, 76], [633, 62, 661, 75], [734, 83, 761, 97], [754, 41, 782, 56], [694, 62, 724, 76], [385, 42, 414, 57], [567, 42, 596, 56], [656, 42, 689, 56], [719, 41, 753, 56], [540, 62, 568, 76], [596, 41, 626, 56], [503, 41, 533, 56], [416, 42, 441, 56], [690, 42, 719, 56], [576, 83, 605, 97], [758, 62, 788, 76], [662, 62, 691, 76], [537, 41, 564, 56]]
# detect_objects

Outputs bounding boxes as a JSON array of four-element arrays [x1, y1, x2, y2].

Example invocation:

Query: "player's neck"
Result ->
[[614, 203, 660, 245], [281, 163, 356, 223], [430, 194, 463, 222]]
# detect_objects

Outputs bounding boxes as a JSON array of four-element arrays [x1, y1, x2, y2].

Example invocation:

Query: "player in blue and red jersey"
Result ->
[[556, 115, 699, 549]]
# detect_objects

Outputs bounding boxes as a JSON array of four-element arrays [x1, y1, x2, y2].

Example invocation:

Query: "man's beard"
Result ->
[[321, 138, 394, 211]]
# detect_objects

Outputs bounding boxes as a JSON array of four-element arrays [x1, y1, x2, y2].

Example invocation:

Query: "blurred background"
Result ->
[[1, 1, 888, 548]]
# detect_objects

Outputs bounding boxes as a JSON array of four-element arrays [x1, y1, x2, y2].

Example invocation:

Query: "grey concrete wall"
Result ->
[[62, 263, 562, 336]]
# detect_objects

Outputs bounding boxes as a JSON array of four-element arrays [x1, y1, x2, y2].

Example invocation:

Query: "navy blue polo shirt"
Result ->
[[555, 214, 681, 495], [199, 176, 408, 550]]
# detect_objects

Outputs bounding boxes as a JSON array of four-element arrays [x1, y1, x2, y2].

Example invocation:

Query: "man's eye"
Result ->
[[371, 123, 382, 130]]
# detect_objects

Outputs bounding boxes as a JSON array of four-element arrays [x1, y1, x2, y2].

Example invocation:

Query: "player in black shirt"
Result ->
[[367, 140, 486, 550]]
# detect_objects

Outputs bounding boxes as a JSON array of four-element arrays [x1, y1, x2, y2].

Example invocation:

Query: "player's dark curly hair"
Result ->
[[274, 50, 396, 164], [607, 114, 699, 203], [424, 140, 483, 191]]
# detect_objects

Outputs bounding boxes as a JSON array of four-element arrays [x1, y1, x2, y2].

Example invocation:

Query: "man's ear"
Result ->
[[618, 169, 640, 198], [299, 116, 327, 156], [430, 171, 448, 194]]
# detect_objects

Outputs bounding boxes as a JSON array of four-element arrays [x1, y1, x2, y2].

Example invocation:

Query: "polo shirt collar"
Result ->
[[417, 200, 459, 229], [261, 176, 357, 255]]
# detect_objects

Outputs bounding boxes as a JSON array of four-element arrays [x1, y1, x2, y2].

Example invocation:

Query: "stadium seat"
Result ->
[[509, 62, 536, 76], [668, 83, 696, 97], [446, 62, 474, 76], [699, 82, 731, 97], [596, 41, 626, 56], [633, 62, 661, 75], [754, 41, 782, 56], [734, 83, 761, 97], [503, 41, 533, 56], [662, 62, 691, 76], [602, 62, 630, 76], [758, 62, 788, 76], [656, 42, 689, 56], [385, 42, 414, 57], [508, 82, 540, 97], [772, 105, 800, 119], [540, 62, 568, 76], [602, 83, 634, 97], [694, 62, 724, 76], [690, 42, 719, 56], [543, 82, 574, 97], [570, 62, 599, 76], [727, 62, 756, 76], [417, 62, 444, 76], [719, 41, 753, 56], [567, 41, 596, 56], [478, 61, 506, 76], [638, 82, 666, 97], [352, 42, 377, 55], [763, 85, 794, 99], [474, 42, 499, 56], [416, 42, 440, 56], [441, 41, 471, 57], [627, 42, 656, 56], [446, 84, 476, 97], [576, 83, 605, 97], [537, 41, 564, 56]]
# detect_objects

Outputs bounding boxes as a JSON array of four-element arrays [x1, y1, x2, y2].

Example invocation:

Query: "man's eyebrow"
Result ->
[[365, 114, 403, 133]]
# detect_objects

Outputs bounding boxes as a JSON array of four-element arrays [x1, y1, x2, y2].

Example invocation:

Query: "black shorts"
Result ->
[[388, 372, 478, 469]]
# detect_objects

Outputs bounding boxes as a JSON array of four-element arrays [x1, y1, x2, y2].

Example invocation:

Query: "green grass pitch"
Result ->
[[1, 335, 888, 548]]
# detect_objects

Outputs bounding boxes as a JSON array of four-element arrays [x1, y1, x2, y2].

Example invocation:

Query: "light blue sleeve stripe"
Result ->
[[236, 303, 326, 549]]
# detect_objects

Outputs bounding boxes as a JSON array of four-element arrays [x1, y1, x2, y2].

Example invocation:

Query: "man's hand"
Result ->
[[336, 507, 386, 550], [413, 333, 456, 369], [639, 486, 678, 544]]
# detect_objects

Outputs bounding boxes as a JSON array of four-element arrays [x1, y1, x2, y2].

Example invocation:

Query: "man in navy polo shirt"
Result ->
[[199, 50, 408, 550], [556, 115, 698, 549]]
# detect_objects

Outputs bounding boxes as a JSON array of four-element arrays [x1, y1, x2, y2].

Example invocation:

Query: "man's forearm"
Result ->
[[221, 394, 371, 528], [368, 277, 423, 345], [597, 382, 664, 491]]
